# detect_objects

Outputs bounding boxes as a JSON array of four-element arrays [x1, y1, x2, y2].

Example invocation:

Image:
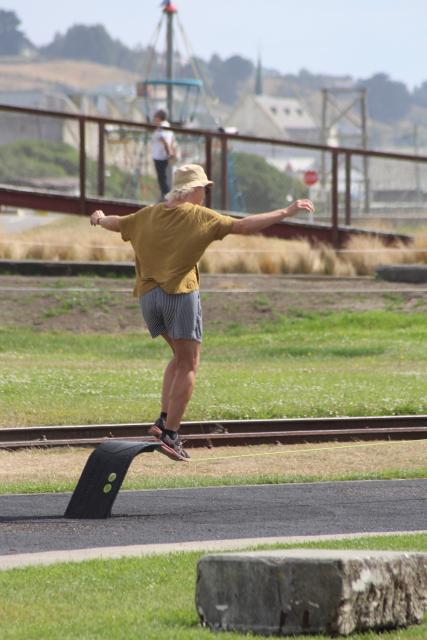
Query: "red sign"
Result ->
[[303, 170, 319, 186]]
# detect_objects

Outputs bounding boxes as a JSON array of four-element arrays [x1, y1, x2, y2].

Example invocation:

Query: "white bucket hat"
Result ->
[[172, 164, 213, 190]]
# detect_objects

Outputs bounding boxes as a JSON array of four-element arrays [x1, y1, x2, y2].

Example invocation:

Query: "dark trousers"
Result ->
[[154, 159, 170, 198]]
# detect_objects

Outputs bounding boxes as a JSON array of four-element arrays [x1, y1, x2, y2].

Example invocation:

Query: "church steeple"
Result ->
[[255, 52, 263, 96]]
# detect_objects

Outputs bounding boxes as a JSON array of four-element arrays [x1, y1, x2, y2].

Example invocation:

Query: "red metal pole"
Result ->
[[345, 152, 351, 226], [79, 118, 86, 214], [205, 134, 212, 208], [331, 150, 339, 247], [97, 122, 105, 197], [220, 135, 228, 211]]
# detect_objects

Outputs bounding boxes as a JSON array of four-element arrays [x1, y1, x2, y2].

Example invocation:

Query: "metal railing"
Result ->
[[0, 103, 426, 246]]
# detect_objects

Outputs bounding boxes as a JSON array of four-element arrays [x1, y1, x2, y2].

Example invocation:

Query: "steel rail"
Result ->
[[1, 415, 426, 450], [1, 286, 427, 295]]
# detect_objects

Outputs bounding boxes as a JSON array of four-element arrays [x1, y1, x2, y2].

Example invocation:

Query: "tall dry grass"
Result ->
[[411, 229, 427, 263], [0, 216, 134, 263], [1, 214, 427, 276], [339, 236, 414, 276], [201, 234, 356, 276]]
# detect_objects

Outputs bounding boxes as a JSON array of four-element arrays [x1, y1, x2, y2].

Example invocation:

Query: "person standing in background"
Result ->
[[151, 109, 176, 201]]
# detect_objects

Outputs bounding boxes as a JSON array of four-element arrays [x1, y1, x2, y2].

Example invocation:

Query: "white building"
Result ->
[[226, 94, 318, 143], [225, 93, 320, 176]]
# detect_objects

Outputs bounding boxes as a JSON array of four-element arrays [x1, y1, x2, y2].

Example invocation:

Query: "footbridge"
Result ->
[[1, 104, 424, 247]]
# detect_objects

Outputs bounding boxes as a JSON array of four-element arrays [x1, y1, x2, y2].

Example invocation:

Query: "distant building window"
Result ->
[[297, 109, 303, 116], [284, 108, 291, 115], [271, 107, 277, 114]]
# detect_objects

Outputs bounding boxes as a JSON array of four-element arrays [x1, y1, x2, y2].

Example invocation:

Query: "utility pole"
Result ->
[[163, 1, 177, 122], [413, 124, 422, 207], [360, 88, 370, 212], [320, 87, 370, 214]]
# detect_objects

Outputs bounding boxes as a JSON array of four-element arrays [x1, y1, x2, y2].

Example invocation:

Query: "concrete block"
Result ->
[[195, 549, 427, 636], [376, 264, 427, 283]]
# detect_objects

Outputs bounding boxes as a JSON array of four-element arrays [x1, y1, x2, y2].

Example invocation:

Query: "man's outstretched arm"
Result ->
[[90, 210, 121, 232], [230, 199, 315, 235]]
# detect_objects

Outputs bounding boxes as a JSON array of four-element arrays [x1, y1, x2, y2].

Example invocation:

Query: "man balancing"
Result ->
[[90, 164, 315, 461]]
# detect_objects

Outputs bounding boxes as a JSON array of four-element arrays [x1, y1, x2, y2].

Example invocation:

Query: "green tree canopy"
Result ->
[[41, 24, 138, 69], [0, 9, 31, 55], [208, 54, 254, 105], [413, 81, 427, 108], [358, 73, 412, 123], [213, 152, 308, 213]]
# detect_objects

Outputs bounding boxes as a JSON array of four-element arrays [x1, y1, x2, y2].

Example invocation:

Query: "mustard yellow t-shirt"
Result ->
[[119, 202, 235, 296]]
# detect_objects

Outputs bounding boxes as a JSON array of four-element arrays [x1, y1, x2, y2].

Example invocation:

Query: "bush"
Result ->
[[212, 151, 308, 212], [0, 139, 157, 201]]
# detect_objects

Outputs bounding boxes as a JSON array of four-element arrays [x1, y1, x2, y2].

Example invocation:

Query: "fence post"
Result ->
[[79, 118, 86, 215], [331, 150, 339, 247], [97, 122, 105, 197], [220, 135, 228, 211], [345, 152, 352, 226], [205, 134, 212, 209]]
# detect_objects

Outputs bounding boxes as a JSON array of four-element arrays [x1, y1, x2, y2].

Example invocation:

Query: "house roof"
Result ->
[[254, 95, 317, 131]]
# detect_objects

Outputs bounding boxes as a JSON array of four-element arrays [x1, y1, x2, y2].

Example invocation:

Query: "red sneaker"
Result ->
[[159, 432, 190, 462], [148, 416, 166, 438]]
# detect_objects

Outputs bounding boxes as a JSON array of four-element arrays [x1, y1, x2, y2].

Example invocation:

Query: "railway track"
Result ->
[[1, 415, 426, 450]]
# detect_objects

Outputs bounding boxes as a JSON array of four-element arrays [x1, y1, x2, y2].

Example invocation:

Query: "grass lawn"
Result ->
[[1, 310, 427, 427], [0, 534, 426, 640]]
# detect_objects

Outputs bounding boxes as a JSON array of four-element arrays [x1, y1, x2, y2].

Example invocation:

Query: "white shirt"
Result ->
[[151, 120, 175, 161]]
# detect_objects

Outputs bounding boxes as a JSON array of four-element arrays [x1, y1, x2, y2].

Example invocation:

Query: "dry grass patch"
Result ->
[[2, 214, 427, 276], [1, 440, 426, 490], [200, 234, 355, 276], [412, 229, 427, 263], [0, 215, 134, 262], [341, 235, 416, 276]]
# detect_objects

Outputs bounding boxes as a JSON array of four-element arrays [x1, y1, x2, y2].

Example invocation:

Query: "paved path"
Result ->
[[1, 480, 425, 560], [0, 212, 64, 234]]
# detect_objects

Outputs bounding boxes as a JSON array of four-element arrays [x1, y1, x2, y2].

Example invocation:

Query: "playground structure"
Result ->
[[99, 0, 215, 201]]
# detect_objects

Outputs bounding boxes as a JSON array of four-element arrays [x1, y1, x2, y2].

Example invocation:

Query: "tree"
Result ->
[[413, 81, 427, 108], [358, 73, 412, 123], [0, 9, 31, 55], [41, 24, 138, 70], [208, 54, 254, 104], [213, 152, 308, 213]]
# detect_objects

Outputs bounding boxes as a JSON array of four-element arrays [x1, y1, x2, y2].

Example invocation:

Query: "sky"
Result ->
[[7, 0, 427, 89]]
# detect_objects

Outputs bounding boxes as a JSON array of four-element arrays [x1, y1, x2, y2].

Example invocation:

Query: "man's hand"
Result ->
[[285, 199, 315, 218], [90, 210, 105, 226], [90, 211, 122, 233]]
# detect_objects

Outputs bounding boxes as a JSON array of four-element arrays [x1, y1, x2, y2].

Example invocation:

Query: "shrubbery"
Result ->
[[213, 151, 308, 212], [0, 139, 157, 202]]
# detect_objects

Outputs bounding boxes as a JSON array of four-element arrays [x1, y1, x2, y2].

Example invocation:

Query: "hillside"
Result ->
[[0, 59, 138, 92]]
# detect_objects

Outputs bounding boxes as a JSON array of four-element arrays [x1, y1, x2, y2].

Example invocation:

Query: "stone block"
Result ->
[[376, 264, 427, 283], [195, 549, 427, 636]]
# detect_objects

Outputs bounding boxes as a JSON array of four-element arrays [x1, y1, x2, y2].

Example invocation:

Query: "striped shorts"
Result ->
[[139, 287, 203, 342]]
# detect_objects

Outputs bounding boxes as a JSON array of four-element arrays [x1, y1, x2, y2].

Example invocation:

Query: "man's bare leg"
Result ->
[[162, 337, 200, 432], [160, 333, 176, 415], [153, 336, 200, 460], [148, 334, 176, 437]]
